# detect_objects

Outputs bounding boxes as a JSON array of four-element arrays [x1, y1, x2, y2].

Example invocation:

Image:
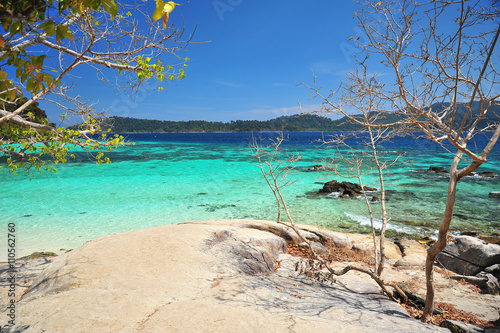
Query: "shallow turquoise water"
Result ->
[[1, 132, 499, 259]]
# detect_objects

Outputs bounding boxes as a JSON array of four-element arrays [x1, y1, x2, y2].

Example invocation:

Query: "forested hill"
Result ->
[[103, 102, 499, 133], [104, 114, 360, 133]]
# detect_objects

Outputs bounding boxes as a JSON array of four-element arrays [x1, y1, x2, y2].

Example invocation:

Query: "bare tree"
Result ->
[[251, 133, 407, 302], [1, 0, 192, 174], [307, 0, 500, 322], [313, 64, 406, 277], [322, 130, 404, 277]]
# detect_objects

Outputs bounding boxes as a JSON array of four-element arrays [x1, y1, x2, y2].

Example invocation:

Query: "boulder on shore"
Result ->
[[437, 236, 500, 273], [437, 235, 500, 294], [319, 180, 377, 198]]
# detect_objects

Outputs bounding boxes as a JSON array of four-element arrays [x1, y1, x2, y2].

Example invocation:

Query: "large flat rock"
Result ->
[[1, 220, 447, 332]]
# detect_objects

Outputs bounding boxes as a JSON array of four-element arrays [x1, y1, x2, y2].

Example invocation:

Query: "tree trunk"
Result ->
[[376, 153, 388, 277], [422, 170, 459, 322]]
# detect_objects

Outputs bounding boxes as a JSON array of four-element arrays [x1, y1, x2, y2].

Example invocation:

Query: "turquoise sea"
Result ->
[[1, 132, 499, 260]]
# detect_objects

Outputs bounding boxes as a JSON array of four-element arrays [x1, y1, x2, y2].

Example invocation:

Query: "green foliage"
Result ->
[[135, 56, 187, 82], [0, 98, 126, 175], [102, 114, 350, 133], [0, 0, 187, 175], [0, 49, 60, 101]]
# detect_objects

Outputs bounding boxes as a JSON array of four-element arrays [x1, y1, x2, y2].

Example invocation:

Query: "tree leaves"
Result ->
[[43, 73, 52, 87], [39, 20, 56, 35], [0, 0, 185, 176], [1, 0, 119, 39], [153, 1, 180, 28], [2, 18, 12, 32], [26, 77, 36, 92], [153, 0, 166, 21], [9, 21, 21, 35], [101, 0, 118, 21], [56, 24, 74, 45]]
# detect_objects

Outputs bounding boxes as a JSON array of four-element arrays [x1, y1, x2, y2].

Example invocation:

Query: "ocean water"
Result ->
[[1, 132, 499, 260]]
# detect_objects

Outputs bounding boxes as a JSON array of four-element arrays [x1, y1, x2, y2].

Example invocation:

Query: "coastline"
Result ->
[[2, 132, 498, 262], [3, 217, 499, 263]]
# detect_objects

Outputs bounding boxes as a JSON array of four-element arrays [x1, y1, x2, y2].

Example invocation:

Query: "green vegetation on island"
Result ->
[[103, 101, 499, 133], [103, 114, 356, 133]]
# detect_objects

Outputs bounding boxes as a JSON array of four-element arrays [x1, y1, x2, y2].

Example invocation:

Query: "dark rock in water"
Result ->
[[305, 165, 326, 172], [344, 187, 359, 198], [437, 236, 500, 276], [203, 204, 237, 212], [319, 180, 343, 194], [427, 166, 447, 173], [371, 196, 380, 202], [478, 171, 498, 178], [489, 191, 500, 198], [440, 319, 485, 333], [318, 180, 377, 198]]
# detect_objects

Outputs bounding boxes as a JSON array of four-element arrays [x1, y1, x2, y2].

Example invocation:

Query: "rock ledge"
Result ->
[[2, 220, 496, 332]]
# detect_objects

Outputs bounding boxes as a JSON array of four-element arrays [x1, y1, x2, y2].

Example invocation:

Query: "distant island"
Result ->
[[98, 102, 498, 133], [102, 114, 362, 133]]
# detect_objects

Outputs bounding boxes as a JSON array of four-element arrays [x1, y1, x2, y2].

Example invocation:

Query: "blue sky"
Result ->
[[43, 1, 361, 122]]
